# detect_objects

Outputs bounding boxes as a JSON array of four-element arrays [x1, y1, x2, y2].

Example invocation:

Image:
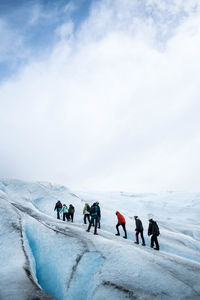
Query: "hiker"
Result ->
[[115, 211, 127, 239], [83, 203, 91, 224], [62, 204, 69, 221], [68, 204, 75, 222], [148, 218, 160, 250], [54, 200, 62, 219], [134, 216, 145, 246], [86, 202, 101, 235]]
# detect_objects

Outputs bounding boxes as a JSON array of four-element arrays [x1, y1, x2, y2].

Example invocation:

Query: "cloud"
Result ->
[[55, 22, 74, 40], [0, 0, 200, 192]]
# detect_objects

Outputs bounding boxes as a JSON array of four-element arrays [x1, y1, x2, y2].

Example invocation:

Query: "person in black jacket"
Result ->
[[68, 204, 75, 222], [134, 216, 145, 246], [148, 218, 160, 250]]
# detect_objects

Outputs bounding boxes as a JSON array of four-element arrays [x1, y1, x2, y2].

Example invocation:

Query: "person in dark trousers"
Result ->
[[148, 218, 160, 250], [83, 203, 91, 224], [68, 204, 75, 222], [115, 211, 127, 239], [54, 200, 62, 219], [97, 215, 101, 229], [86, 202, 101, 235], [134, 216, 145, 246], [62, 204, 68, 221], [91, 216, 101, 228]]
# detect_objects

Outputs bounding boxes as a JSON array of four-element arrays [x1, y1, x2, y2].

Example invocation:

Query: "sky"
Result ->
[[0, 0, 200, 192]]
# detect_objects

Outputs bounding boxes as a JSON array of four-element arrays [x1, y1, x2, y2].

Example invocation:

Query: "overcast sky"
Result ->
[[0, 0, 200, 192]]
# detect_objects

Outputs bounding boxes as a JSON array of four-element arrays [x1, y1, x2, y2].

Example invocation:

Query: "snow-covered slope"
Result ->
[[0, 179, 200, 300]]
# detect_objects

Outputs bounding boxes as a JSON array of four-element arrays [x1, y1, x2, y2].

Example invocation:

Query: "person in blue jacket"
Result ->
[[86, 202, 101, 235], [61, 204, 69, 221]]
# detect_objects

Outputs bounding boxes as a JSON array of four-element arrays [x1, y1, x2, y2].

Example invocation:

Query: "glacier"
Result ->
[[0, 179, 200, 299]]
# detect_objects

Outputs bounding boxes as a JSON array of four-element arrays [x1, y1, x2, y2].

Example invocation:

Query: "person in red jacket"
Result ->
[[115, 211, 127, 239]]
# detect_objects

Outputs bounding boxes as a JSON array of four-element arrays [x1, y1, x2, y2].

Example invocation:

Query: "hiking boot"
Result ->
[[123, 236, 127, 239], [115, 233, 120, 236], [154, 248, 159, 251], [134, 242, 139, 244], [86, 230, 90, 232], [94, 232, 98, 235], [142, 243, 146, 246]]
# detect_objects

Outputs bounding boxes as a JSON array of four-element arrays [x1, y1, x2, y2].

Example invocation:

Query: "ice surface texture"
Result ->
[[0, 179, 200, 299]]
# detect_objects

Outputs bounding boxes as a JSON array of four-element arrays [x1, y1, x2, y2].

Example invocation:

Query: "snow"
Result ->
[[0, 179, 200, 299]]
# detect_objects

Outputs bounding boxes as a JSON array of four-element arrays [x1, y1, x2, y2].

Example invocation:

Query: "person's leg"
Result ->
[[63, 213, 65, 221], [87, 216, 94, 232], [94, 216, 98, 234], [140, 231, 145, 245], [84, 215, 86, 224], [71, 213, 74, 222], [87, 214, 90, 223], [154, 235, 159, 250], [57, 210, 60, 219], [122, 223, 127, 238], [151, 235, 155, 248], [67, 213, 69, 220], [98, 218, 101, 229], [116, 223, 120, 235], [135, 231, 139, 243]]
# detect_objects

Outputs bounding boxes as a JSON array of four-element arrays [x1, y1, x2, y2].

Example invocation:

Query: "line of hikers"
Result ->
[[54, 200, 160, 250], [114, 212, 160, 250], [54, 201, 75, 222]]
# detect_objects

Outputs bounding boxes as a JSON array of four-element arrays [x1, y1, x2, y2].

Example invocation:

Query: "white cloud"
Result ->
[[29, 4, 43, 25], [55, 22, 74, 40], [0, 0, 200, 192]]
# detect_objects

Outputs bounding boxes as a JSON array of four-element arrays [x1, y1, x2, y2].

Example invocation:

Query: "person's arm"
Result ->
[[98, 207, 101, 218], [148, 223, 152, 236], [135, 219, 139, 231]]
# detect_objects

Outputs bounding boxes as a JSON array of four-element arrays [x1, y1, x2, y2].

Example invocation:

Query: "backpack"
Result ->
[[90, 205, 96, 214], [69, 205, 74, 213], [58, 202, 62, 208], [154, 222, 160, 236], [136, 219, 143, 231]]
